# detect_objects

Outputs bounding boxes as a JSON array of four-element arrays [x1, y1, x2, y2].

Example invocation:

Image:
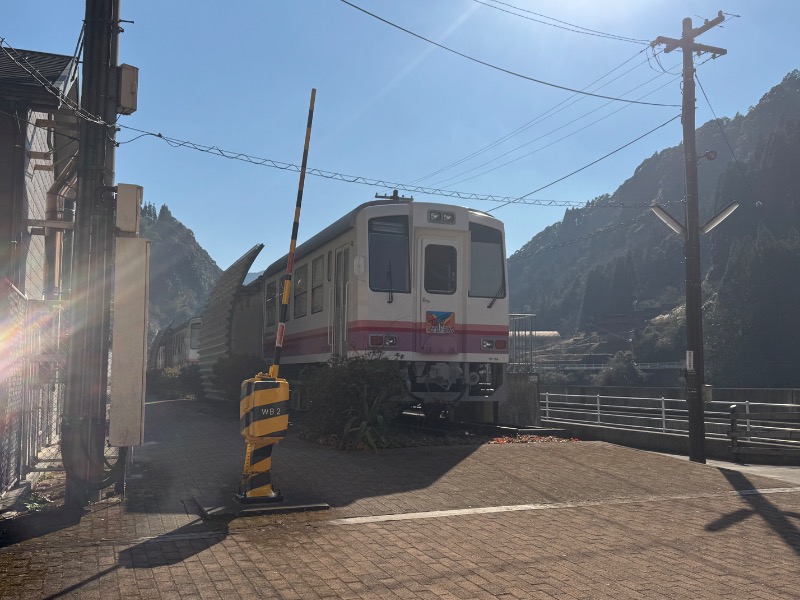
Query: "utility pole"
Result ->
[[63, 0, 121, 506], [652, 12, 726, 464]]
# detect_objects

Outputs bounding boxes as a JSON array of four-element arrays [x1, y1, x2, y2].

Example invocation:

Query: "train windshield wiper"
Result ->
[[487, 283, 504, 308], [387, 260, 394, 304]]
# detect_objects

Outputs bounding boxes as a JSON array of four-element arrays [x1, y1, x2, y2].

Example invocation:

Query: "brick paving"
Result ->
[[1, 398, 800, 599]]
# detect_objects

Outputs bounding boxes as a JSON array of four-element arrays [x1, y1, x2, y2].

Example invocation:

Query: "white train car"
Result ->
[[155, 317, 201, 369], [259, 198, 509, 404]]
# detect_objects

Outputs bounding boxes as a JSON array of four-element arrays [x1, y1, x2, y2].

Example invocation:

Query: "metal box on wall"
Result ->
[[109, 236, 150, 446], [116, 183, 143, 234]]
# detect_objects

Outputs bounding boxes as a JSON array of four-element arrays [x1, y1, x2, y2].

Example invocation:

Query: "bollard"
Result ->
[[236, 373, 290, 503]]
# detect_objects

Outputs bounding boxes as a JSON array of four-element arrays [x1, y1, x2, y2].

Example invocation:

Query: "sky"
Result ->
[[3, 1, 799, 272]]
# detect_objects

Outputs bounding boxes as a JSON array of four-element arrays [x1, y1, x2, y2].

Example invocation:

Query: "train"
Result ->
[[153, 317, 201, 370], [250, 197, 510, 405]]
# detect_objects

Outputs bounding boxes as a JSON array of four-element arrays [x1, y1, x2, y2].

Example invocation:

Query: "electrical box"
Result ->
[[117, 64, 139, 115], [116, 183, 143, 234], [109, 237, 150, 447]]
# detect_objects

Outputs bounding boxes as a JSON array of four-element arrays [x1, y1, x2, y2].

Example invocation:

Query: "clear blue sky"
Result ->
[[4, 1, 798, 272]]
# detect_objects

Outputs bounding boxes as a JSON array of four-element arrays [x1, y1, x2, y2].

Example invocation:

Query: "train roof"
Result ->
[[257, 199, 501, 282]]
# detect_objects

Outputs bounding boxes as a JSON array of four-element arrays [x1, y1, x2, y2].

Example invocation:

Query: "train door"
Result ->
[[416, 236, 464, 355], [332, 244, 350, 355]]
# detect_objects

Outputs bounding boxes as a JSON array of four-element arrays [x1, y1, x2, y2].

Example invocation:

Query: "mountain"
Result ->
[[140, 203, 222, 343], [508, 70, 800, 386]]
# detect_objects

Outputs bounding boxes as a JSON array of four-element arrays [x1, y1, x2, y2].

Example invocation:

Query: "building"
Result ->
[[0, 47, 78, 495]]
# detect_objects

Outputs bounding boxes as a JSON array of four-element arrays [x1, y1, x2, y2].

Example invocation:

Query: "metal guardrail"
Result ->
[[540, 392, 800, 447]]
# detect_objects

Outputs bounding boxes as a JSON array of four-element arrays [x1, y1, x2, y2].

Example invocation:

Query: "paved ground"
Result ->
[[1, 398, 800, 599]]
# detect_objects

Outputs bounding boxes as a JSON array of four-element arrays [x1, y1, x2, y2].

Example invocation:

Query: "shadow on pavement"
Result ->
[[128, 399, 486, 514], [0, 507, 82, 547], [42, 517, 232, 599], [706, 468, 800, 556]]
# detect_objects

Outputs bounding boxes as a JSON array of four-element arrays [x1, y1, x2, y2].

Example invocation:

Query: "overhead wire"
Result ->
[[472, 0, 648, 44], [433, 71, 681, 188], [695, 72, 758, 202], [489, 113, 681, 212], [508, 215, 643, 261], [411, 46, 657, 185], [0, 37, 106, 125], [338, 0, 679, 107]]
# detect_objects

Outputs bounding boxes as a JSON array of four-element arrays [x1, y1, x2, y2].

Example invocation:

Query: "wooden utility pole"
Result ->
[[652, 13, 726, 464]]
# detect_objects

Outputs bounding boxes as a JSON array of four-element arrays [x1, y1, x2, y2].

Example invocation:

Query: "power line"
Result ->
[[4, 30, 680, 213], [411, 46, 655, 185], [508, 215, 641, 261], [338, 0, 679, 107], [472, 0, 648, 44], [434, 72, 680, 188], [489, 113, 681, 211], [0, 37, 106, 125], [114, 124, 583, 207], [694, 72, 758, 203]]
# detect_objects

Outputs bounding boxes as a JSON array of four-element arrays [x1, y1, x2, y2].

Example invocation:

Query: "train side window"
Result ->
[[368, 216, 410, 293], [265, 280, 277, 326], [311, 255, 324, 313], [189, 322, 201, 349], [469, 223, 505, 298], [425, 244, 457, 295], [294, 264, 308, 318]]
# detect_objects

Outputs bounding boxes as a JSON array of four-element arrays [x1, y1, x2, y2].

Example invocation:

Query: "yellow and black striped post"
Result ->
[[237, 88, 316, 503]]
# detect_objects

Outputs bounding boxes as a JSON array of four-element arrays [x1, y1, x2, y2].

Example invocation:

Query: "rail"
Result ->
[[541, 392, 800, 447]]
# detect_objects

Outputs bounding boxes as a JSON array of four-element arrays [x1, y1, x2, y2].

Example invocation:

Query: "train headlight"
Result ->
[[442, 211, 455, 224], [384, 335, 398, 347], [428, 210, 442, 223], [481, 338, 495, 350]]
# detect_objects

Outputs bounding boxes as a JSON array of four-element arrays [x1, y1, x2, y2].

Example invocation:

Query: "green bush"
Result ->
[[146, 363, 202, 399], [302, 355, 405, 446], [211, 353, 268, 402]]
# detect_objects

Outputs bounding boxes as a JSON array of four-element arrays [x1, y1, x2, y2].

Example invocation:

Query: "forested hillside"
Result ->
[[508, 70, 800, 387], [140, 203, 221, 342]]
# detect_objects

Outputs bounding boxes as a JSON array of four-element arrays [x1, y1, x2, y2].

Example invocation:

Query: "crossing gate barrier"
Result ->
[[238, 374, 289, 502]]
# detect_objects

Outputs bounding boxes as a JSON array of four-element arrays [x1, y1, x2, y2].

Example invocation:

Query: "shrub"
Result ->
[[302, 355, 405, 445], [211, 353, 268, 402], [146, 363, 202, 400]]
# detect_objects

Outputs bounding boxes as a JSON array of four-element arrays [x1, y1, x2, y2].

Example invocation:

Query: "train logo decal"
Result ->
[[426, 311, 455, 334]]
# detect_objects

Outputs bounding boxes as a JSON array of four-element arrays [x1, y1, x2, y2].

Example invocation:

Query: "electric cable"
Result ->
[[472, 0, 648, 44], [695, 72, 759, 202], [338, 1, 679, 107], [488, 113, 681, 211], [433, 72, 681, 188], [508, 215, 642, 261], [411, 46, 657, 185]]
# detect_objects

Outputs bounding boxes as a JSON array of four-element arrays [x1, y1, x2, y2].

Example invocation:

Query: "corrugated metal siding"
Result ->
[[198, 244, 263, 401], [21, 111, 52, 299]]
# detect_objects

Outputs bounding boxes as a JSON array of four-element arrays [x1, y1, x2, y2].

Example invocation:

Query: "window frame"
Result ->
[[468, 223, 506, 299], [368, 215, 411, 294], [424, 243, 458, 295], [294, 264, 308, 318], [311, 255, 324, 314]]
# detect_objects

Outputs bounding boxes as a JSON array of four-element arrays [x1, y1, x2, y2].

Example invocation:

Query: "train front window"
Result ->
[[189, 322, 201, 349], [369, 216, 410, 293], [424, 244, 457, 295], [469, 223, 505, 298]]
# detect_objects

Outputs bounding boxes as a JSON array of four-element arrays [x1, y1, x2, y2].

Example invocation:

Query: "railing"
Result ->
[[540, 392, 800, 446]]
